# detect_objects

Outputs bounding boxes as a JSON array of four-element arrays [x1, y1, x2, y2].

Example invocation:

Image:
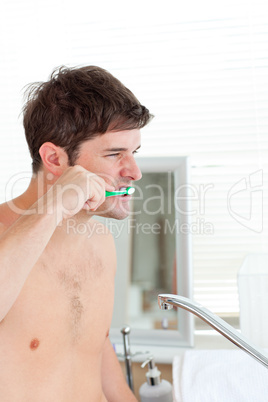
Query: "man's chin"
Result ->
[[95, 199, 131, 220], [96, 210, 130, 220]]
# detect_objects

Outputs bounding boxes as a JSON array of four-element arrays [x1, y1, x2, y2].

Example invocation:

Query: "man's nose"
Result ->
[[121, 156, 142, 181]]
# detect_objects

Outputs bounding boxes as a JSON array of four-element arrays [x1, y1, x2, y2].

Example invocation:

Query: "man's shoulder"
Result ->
[[0, 222, 7, 236], [0, 202, 12, 234], [0, 201, 19, 233]]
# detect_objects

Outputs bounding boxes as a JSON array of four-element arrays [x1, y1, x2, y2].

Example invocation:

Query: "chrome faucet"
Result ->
[[158, 294, 268, 369]]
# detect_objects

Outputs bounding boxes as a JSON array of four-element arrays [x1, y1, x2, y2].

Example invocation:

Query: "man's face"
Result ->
[[74, 129, 142, 220]]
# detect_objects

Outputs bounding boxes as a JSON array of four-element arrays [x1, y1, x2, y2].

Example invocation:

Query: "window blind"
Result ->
[[1, 0, 268, 315]]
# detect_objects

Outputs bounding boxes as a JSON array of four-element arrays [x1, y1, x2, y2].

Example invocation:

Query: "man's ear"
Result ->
[[39, 142, 69, 176]]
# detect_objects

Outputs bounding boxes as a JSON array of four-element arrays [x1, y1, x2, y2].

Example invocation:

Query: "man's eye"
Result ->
[[107, 153, 119, 157]]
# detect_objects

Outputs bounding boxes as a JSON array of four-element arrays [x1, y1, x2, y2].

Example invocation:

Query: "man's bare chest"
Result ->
[[34, 240, 110, 325], [2, 238, 114, 347]]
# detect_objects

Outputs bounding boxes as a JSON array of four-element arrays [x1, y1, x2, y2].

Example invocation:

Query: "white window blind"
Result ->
[[1, 0, 268, 316]]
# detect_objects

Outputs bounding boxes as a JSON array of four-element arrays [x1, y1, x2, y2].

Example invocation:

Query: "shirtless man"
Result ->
[[0, 66, 152, 402]]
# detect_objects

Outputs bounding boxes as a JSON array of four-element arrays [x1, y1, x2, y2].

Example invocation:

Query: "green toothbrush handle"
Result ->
[[105, 187, 135, 197], [105, 190, 124, 197]]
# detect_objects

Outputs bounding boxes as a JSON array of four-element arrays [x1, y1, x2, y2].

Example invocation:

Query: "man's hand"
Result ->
[[46, 165, 114, 223]]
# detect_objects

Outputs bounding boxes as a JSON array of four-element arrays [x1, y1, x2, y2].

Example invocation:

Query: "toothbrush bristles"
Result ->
[[127, 187, 135, 195]]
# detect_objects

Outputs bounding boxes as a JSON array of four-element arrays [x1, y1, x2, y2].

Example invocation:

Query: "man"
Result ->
[[0, 66, 152, 401]]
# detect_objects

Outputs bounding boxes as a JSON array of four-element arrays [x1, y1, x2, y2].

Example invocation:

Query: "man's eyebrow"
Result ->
[[103, 147, 127, 152], [103, 145, 141, 152]]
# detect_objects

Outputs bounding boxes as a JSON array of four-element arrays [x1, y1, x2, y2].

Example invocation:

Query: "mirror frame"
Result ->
[[109, 156, 194, 348]]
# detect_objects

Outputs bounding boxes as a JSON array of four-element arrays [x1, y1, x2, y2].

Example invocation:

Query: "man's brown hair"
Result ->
[[23, 66, 153, 173]]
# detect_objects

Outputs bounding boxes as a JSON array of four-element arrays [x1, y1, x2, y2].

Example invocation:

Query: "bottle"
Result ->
[[139, 356, 173, 402]]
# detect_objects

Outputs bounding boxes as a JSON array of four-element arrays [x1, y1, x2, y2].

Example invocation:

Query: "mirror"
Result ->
[[129, 171, 176, 330], [100, 157, 194, 347]]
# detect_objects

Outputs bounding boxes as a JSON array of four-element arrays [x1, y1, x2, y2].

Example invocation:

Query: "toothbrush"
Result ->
[[105, 187, 135, 197]]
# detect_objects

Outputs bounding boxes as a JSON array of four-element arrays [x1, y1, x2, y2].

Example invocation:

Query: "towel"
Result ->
[[173, 349, 268, 402]]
